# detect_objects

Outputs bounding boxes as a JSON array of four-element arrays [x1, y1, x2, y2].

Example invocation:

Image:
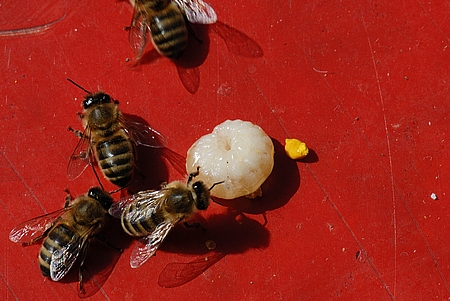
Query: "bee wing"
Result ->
[[122, 119, 167, 148], [67, 127, 92, 181], [50, 234, 85, 281], [130, 221, 175, 268], [108, 189, 165, 219], [174, 0, 217, 24], [158, 251, 225, 288], [128, 10, 149, 60], [9, 208, 68, 244]]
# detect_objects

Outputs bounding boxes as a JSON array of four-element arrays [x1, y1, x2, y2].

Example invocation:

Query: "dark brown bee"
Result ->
[[128, 0, 217, 61], [109, 167, 222, 268], [9, 187, 120, 297], [67, 80, 167, 187]]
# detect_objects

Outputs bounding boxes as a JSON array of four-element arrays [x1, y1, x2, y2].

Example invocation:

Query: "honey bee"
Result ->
[[109, 167, 222, 268], [67, 79, 167, 188], [9, 187, 121, 298], [128, 0, 217, 61]]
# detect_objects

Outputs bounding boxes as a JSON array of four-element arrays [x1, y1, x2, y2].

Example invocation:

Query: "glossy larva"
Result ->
[[186, 119, 274, 199]]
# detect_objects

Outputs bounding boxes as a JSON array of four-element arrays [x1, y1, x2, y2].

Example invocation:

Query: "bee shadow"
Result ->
[[209, 21, 263, 58], [214, 138, 300, 215], [157, 210, 270, 287], [59, 216, 132, 298], [122, 113, 169, 193], [162, 210, 270, 255], [136, 21, 263, 94]]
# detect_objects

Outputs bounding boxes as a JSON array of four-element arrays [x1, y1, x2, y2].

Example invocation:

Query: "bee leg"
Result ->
[[183, 221, 206, 232], [67, 126, 85, 139], [78, 242, 90, 295], [63, 188, 73, 207], [93, 234, 123, 252], [87, 161, 105, 191], [187, 166, 200, 184], [159, 181, 168, 189]]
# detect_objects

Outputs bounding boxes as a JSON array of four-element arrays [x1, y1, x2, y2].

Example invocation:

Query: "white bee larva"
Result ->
[[186, 119, 274, 199]]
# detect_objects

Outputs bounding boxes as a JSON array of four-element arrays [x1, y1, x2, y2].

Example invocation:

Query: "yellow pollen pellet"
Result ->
[[285, 138, 309, 159]]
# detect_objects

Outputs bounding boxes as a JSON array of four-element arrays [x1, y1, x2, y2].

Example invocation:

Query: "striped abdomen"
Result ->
[[149, 3, 188, 60], [96, 132, 134, 187], [39, 224, 75, 277], [121, 203, 165, 237]]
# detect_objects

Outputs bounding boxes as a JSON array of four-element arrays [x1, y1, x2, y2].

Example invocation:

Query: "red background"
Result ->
[[2, 0, 450, 300]]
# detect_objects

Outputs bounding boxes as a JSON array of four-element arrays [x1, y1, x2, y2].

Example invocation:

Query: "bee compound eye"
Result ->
[[99, 93, 111, 104], [87, 187, 101, 199], [192, 182, 202, 193], [83, 96, 95, 109], [87, 187, 113, 209]]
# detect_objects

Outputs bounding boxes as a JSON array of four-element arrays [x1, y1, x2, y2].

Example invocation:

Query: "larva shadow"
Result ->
[[215, 138, 300, 215]]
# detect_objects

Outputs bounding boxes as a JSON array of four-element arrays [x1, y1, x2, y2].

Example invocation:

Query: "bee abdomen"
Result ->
[[39, 224, 74, 277], [150, 5, 188, 60], [96, 135, 134, 187], [121, 205, 164, 237]]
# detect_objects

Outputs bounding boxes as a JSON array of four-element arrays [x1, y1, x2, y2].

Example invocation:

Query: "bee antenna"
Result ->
[[209, 181, 224, 191], [66, 78, 91, 94]]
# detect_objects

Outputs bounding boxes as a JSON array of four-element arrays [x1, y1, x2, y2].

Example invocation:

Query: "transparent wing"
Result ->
[[108, 189, 166, 219], [128, 9, 149, 60], [9, 208, 68, 244], [122, 118, 167, 148], [50, 234, 85, 281], [174, 0, 217, 24], [130, 221, 174, 268], [67, 127, 92, 181]]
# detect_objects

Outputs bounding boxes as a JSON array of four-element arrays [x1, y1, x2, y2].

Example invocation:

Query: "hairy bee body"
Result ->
[[10, 188, 114, 284], [38, 189, 112, 277], [39, 223, 74, 277], [109, 168, 218, 268], [129, 0, 217, 61], [83, 96, 134, 187], [120, 181, 203, 237], [68, 88, 167, 188], [94, 130, 134, 187], [135, 0, 188, 60]]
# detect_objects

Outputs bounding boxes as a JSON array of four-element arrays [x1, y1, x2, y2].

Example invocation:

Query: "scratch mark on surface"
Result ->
[[0, 11, 66, 37], [307, 168, 396, 300], [7, 47, 11, 68], [416, 1, 450, 44], [250, 46, 396, 299], [248, 75, 289, 137], [0, 273, 19, 301], [364, 21, 398, 298], [1, 152, 47, 213], [410, 161, 425, 182], [312, 67, 328, 74]]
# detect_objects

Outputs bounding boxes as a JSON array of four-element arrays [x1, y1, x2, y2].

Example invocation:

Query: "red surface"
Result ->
[[1, 0, 450, 300]]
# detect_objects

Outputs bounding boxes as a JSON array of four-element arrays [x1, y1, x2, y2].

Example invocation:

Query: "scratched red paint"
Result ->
[[1, 0, 450, 300]]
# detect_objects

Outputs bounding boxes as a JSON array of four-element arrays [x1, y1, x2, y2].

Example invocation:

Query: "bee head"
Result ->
[[87, 187, 113, 210], [83, 92, 112, 109], [193, 181, 210, 210]]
